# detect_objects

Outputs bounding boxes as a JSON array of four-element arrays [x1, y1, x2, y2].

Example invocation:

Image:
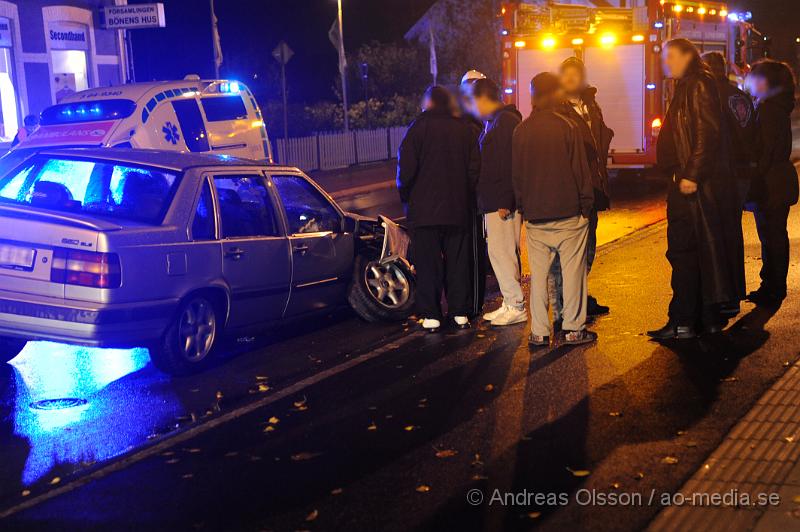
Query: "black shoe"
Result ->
[[719, 302, 740, 318], [647, 322, 696, 340], [748, 289, 784, 308], [587, 295, 610, 317]]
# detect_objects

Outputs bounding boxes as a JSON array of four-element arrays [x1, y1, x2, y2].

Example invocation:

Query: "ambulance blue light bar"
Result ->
[[40, 100, 137, 125], [219, 82, 241, 94]]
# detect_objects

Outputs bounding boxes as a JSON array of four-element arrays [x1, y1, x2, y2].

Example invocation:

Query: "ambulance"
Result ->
[[16, 76, 273, 162], [500, 1, 762, 168]]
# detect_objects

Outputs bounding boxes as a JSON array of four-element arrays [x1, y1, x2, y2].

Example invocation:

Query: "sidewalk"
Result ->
[[311, 160, 396, 198], [649, 360, 800, 532]]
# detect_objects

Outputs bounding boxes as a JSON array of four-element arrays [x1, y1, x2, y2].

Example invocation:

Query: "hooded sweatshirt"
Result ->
[[752, 90, 799, 208], [477, 104, 523, 213]]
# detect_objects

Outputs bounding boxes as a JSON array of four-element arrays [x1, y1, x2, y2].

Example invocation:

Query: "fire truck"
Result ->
[[500, 1, 763, 168]]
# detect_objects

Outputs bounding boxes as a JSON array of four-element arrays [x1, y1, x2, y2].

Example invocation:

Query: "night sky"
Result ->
[[129, 0, 797, 104]]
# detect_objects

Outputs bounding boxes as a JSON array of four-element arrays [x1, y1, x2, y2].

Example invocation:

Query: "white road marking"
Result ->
[[0, 330, 424, 519]]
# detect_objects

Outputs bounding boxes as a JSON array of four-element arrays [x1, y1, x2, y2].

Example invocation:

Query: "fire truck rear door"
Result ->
[[584, 44, 646, 155]]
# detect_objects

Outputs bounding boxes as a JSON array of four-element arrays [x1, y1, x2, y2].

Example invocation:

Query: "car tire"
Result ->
[[0, 337, 26, 363], [348, 254, 414, 322], [150, 294, 220, 376]]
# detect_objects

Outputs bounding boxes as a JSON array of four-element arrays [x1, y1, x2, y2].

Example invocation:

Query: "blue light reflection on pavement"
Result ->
[[9, 342, 180, 486]]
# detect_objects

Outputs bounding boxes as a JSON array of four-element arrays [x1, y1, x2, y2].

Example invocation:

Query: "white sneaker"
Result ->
[[483, 305, 507, 321], [453, 316, 470, 329], [491, 306, 528, 326], [421, 318, 441, 332]]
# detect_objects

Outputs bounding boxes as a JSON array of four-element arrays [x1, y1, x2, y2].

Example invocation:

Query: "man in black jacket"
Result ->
[[397, 85, 481, 332], [649, 39, 737, 340], [513, 73, 596, 347], [469, 78, 526, 327], [549, 57, 615, 322], [702, 51, 755, 315]]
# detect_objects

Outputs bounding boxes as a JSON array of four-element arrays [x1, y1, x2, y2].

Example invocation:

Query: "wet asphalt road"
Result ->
[[1, 169, 799, 531]]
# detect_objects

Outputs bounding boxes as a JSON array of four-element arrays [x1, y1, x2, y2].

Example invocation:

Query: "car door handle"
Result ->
[[225, 247, 246, 260], [293, 243, 310, 255]]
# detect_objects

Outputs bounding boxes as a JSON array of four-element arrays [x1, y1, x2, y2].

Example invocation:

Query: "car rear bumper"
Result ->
[[0, 289, 179, 347]]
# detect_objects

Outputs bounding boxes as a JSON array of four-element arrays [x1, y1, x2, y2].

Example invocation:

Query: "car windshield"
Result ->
[[0, 155, 180, 224]]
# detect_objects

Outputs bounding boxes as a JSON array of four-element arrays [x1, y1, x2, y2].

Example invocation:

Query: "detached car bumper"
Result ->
[[0, 289, 178, 347]]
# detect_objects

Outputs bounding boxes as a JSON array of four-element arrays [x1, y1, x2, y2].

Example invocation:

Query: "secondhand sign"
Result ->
[[101, 3, 166, 30]]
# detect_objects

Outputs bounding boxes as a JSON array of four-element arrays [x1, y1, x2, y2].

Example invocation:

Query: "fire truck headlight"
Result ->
[[572, 38, 584, 46], [632, 34, 645, 43], [720, 10, 728, 18], [514, 40, 526, 48], [542, 36, 557, 49], [600, 33, 617, 47], [673, 5, 683, 13], [697, 7, 707, 15]]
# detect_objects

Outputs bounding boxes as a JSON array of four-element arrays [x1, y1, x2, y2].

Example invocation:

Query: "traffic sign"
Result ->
[[272, 41, 294, 65]]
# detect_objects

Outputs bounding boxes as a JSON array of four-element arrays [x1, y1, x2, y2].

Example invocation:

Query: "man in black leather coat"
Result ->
[[648, 39, 739, 340]]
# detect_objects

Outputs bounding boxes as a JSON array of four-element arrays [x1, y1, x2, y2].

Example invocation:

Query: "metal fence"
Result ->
[[274, 126, 407, 172]]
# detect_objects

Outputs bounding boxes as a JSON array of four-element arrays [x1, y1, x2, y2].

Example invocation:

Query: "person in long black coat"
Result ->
[[746, 60, 799, 307], [648, 39, 739, 340], [397, 86, 481, 332]]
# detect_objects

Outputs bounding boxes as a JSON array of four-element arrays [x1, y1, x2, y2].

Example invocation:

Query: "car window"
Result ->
[[192, 180, 216, 240], [213, 175, 279, 238], [201, 96, 248, 122], [271, 175, 341, 234], [0, 156, 179, 224]]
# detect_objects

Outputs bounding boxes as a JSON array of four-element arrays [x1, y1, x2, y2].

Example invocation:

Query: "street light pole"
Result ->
[[337, 0, 350, 131]]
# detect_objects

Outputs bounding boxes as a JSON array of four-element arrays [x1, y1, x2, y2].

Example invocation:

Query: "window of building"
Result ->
[[0, 16, 18, 142], [201, 96, 247, 122]]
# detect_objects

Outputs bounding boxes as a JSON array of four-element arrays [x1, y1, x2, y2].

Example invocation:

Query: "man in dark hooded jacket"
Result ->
[[397, 85, 481, 332], [469, 78, 525, 326]]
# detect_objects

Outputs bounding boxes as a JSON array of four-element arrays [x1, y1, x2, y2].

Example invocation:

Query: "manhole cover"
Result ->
[[30, 398, 88, 411]]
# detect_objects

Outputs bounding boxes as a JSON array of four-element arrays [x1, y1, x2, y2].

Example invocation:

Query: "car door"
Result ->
[[269, 172, 354, 317], [211, 172, 291, 328]]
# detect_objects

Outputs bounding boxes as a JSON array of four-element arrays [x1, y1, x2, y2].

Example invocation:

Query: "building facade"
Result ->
[[0, 0, 127, 142]]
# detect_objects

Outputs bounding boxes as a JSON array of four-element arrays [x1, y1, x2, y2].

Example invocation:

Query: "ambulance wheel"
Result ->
[[349, 254, 414, 322]]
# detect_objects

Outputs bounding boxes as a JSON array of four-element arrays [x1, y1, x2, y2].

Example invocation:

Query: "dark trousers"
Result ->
[[666, 188, 702, 325], [753, 205, 791, 298], [412, 225, 472, 319]]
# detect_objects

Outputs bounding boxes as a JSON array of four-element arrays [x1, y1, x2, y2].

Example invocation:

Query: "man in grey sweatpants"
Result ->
[[512, 72, 596, 347], [469, 78, 526, 326]]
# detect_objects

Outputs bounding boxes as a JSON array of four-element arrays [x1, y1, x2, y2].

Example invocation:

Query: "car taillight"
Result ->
[[50, 249, 121, 288]]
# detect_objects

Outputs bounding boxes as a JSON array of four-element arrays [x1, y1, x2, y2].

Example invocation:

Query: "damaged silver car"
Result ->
[[0, 148, 414, 374]]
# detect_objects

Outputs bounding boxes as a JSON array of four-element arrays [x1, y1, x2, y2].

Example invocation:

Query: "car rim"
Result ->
[[178, 298, 217, 362], [365, 261, 410, 309]]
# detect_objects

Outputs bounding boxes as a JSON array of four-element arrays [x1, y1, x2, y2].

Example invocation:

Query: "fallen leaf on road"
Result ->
[[566, 468, 590, 478], [255, 375, 268, 381], [635, 472, 645, 480], [268, 416, 280, 425], [677, 430, 687, 436], [609, 412, 622, 417], [264, 426, 275, 433], [331, 488, 343, 496], [416, 485, 431, 493], [610, 482, 621, 489], [404, 425, 418, 432], [186, 448, 201, 454], [720, 377, 739, 383], [215, 391, 223, 400], [291, 452, 323, 461], [367, 422, 377, 431], [484, 384, 494, 392], [792, 495, 800, 504], [685, 441, 698, 448], [293, 397, 307, 409], [786, 436, 796, 443], [435, 449, 458, 458], [305, 509, 319, 522], [21, 490, 30, 497], [661, 456, 679, 465], [527, 512, 541, 519], [472, 474, 488, 481], [472, 454, 483, 467], [258, 383, 270, 393], [50, 477, 61, 485]]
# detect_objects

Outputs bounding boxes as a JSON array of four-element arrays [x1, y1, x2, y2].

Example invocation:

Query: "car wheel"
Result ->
[[151, 294, 219, 375], [0, 337, 26, 363], [348, 254, 414, 322]]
